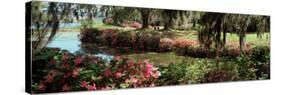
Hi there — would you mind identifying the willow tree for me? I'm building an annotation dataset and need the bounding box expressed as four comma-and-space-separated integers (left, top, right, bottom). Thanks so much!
31, 1, 50, 49
199, 12, 270, 54
139, 8, 152, 29
162, 9, 177, 30
31, 2, 74, 49
198, 13, 226, 53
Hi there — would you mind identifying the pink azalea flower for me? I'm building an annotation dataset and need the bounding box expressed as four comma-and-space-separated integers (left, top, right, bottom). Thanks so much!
125, 77, 138, 84
104, 68, 111, 77
62, 84, 71, 91
63, 63, 70, 69
144, 61, 153, 78
72, 68, 80, 78
74, 57, 82, 65
87, 83, 96, 90
152, 71, 161, 78
114, 72, 122, 79
131, 77, 138, 83
38, 81, 46, 92
64, 72, 71, 78
81, 81, 88, 88
101, 86, 112, 90
44, 73, 54, 83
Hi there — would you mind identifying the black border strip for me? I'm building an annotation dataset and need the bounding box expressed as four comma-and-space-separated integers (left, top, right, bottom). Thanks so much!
25, 1, 32, 94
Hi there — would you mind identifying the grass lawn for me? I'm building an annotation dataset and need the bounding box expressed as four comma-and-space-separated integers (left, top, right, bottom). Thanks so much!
176, 30, 270, 47
123, 52, 206, 66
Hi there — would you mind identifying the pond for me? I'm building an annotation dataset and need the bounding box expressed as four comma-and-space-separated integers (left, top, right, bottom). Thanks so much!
46, 31, 191, 65
46, 31, 114, 61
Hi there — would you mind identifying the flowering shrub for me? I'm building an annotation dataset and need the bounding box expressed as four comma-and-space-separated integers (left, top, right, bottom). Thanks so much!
130, 22, 142, 29
120, 20, 130, 27
174, 38, 195, 49
103, 18, 114, 24
159, 38, 175, 52
136, 32, 161, 51
111, 31, 137, 47
80, 28, 103, 43
101, 29, 118, 46
32, 48, 161, 93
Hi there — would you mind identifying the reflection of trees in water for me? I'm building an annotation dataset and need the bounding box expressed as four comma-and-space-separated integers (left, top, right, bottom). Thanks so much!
80, 42, 152, 56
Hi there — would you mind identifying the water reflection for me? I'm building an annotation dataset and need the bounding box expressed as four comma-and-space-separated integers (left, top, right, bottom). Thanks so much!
46, 32, 114, 61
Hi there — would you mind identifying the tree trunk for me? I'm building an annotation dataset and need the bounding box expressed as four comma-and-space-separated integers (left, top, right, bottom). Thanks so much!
141, 9, 150, 29
239, 31, 245, 54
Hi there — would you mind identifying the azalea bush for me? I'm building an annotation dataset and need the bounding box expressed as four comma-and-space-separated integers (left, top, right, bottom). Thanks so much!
80, 28, 103, 43
111, 31, 137, 47
159, 38, 175, 52
103, 17, 114, 24
130, 22, 142, 29
101, 29, 119, 46
31, 48, 161, 93
136, 31, 161, 51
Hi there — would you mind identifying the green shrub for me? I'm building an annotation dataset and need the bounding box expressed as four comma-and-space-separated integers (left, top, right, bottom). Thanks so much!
251, 46, 270, 63
230, 54, 269, 80
158, 59, 215, 85
184, 46, 209, 58
203, 62, 239, 83
136, 32, 161, 51
109, 31, 137, 47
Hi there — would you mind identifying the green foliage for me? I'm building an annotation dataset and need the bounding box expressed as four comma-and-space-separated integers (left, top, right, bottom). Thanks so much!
251, 46, 270, 63
158, 59, 215, 85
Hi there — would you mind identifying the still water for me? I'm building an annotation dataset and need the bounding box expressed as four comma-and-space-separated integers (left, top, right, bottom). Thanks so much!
46, 32, 113, 61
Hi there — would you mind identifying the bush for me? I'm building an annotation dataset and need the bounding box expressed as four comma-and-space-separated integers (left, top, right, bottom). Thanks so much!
220, 47, 241, 58
111, 31, 137, 47
232, 55, 270, 80
101, 29, 119, 46
203, 62, 239, 83
174, 38, 195, 49
251, 46, 270, 63
103, 18, 113, 24
158, 59, 215, 85
80, 28, 103, 43
136, 32, 161, 51
120, 20, 129, 27
130, 22, 142, 29
184, 46, 209, 58
32, 49, 161, 93
159, 38, 175, 52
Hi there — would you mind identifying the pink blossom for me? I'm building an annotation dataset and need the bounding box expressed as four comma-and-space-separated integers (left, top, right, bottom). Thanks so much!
114, 72, 122, 79
62, 84, 71, 91
87, 83, 96, 90
143, 60, 153, 78
38, 81, 46, 92
63, 63, 70, 69
104, 68, 111, 77
81, 81, 88, 88
64, 72, 71, 78
131, 77, 138, 83
74, 57, 82, 65
152, 71, 161, 78
72, 68, 80, 78
44, 73, 54, 83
